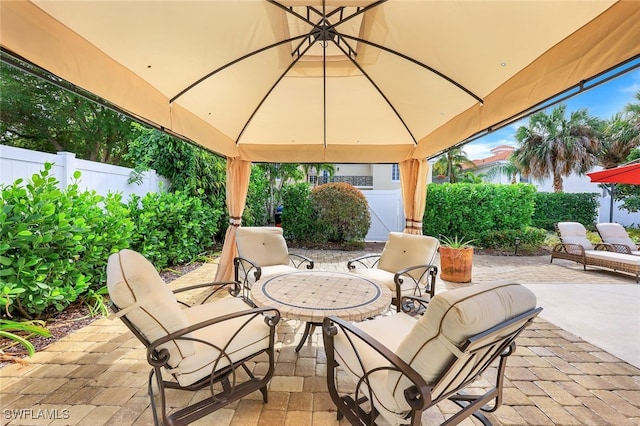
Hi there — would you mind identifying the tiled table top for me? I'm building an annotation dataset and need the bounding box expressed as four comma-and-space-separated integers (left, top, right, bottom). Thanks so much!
252, 270, 391, 323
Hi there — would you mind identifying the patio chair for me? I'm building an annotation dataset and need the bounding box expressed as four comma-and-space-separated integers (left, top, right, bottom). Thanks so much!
596, 222, 640, 255
347, 232, 439, 312
551, 222, 640, 282
322, 281, 542, 426
107, 249, 280, 426
234, 226, 314, 304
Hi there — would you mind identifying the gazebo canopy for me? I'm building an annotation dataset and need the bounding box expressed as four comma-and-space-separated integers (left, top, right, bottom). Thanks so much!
2, 0, 639, 164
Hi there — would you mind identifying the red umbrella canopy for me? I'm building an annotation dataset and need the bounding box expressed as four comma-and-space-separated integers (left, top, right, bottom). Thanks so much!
587, 162, 640, 185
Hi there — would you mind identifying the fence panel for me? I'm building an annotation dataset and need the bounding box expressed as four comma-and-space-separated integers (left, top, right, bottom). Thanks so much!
0, 145, 168, 199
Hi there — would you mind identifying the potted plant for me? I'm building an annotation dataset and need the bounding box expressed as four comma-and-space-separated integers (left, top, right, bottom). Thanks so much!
439, 235, 475, 283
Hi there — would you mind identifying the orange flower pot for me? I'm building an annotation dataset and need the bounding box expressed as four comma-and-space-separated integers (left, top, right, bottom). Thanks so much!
439, 246, 473, 283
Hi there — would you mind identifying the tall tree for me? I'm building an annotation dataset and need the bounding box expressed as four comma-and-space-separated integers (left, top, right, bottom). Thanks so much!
256, 163, 305, 222
0, 59, 135, 164
512, 104, 600, 192
301, 163, 336, 186
432, 147, 476, 183
598, 111, 640, 169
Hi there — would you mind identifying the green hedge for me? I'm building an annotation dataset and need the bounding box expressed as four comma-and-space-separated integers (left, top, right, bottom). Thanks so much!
531, 192, 599, 231
423, 183, 537, 241
281, 183, 321, 242
0, 164, 224, 319
128, 191, 221, 269
0, 164, 133, 319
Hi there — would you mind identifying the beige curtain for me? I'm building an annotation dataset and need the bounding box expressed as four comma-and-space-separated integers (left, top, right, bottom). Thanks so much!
399, 158, 429, 235
214, 157, 252, 282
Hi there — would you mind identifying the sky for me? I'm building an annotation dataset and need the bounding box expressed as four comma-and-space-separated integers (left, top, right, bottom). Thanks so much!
462, 60, 640, 160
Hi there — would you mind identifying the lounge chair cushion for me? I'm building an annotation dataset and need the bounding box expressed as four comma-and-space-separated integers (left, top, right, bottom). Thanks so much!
585, 250, 640, 265
107, 249, 195, 366
332, 282, 536, 425
236, 226, 290, 267
349, 268, 424, 296
378, 233, 439, 281
557, 222, 594, 249
596, 223, 638, 250
176, 298, 272, 386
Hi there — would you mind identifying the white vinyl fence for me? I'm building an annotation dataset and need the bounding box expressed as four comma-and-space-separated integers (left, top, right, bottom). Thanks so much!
0, 144, 168, 199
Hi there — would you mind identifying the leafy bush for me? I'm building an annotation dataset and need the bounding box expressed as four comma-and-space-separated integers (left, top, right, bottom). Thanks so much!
0, 163, 133, 319
531, 192, 599, 231
476, 227, 547, 254
423, 183, 537, 240
310, 183, 371, 244
281, 183, 321, 242
128, 191, 222, 269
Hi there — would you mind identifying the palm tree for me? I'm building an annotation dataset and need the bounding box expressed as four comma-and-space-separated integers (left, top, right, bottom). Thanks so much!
485, 156, 522, 184
301, 163, 336, 186
512, 104, 600, 192
598, 111, 640, 169
432, 147, 476, 183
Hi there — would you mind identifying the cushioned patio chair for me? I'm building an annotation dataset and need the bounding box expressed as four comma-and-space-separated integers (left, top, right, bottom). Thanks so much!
551, 222, 640, 282
347, 232, 439, 312
322, 281, 542, 426
596, 222, 640, 255
234, 226, 314, 304
107, 249, 280, 426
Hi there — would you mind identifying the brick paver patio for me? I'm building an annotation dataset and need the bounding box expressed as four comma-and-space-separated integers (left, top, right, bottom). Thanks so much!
1, 250, 639, 425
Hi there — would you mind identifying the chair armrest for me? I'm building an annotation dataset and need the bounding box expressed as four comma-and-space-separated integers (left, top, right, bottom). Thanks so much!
322, 316, 431, 413
173, 281, 241, 306
608, 243, 634, 254
347, 254, 382, 270
400, 295, 431, 316
394, 264, 439, 299
234, 256, 263, 281
552, 242, 586, 256
288, 253, 315, 270
148, 306, 281, 368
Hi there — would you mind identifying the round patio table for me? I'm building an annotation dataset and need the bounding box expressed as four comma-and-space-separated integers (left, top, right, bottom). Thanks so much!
252, 270, 392, 352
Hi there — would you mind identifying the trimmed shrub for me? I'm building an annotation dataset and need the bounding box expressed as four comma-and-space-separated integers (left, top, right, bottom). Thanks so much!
281, 183, 321, 242
0, 164, 133, 319
476, 227, 547, 254
423, 183, 537, 240
531, 192, 599, 231
310, 183, 371, 244
128, 191, 221, 269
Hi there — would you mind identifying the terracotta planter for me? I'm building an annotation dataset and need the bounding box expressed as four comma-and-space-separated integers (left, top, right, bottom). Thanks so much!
439, 246, 473, 283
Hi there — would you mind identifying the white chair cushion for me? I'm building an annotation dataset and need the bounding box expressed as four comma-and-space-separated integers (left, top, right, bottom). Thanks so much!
236, 226, 290, 266
107, 249, 195, 366
378, 233, 439, 282
585, 250, 640, 265
557, 222, 594, 250
332, 314, 418, 425
597, 223, 637, 249
350, 268, 423, 296
175, 297, 273, 387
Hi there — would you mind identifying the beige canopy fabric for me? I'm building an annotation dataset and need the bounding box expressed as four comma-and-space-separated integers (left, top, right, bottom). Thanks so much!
399, 158, 429, 235
2, 1, 639, 164
214, 158, 252, 282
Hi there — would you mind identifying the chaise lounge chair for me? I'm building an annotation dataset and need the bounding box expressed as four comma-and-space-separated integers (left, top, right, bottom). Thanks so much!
551, 222, 640, 282
596, 222, 640, 255
323, 281, 542, 425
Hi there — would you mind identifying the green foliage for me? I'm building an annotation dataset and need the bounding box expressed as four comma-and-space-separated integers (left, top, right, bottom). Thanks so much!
476, 227, 547, 254
0, 58, 136, 165
440, 235, 476, 248
281, 183, 321, 242
423, 183, 536, 241
128, 191, 222, 269
310, 183, 371, 243
531, 192, 599, 231
125, 124, 228, 235
0, 164, 133, 319
0, 319, 51, 357
243, 166, 271, 226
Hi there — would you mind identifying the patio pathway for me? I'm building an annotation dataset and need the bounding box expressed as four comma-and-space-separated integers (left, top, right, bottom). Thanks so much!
1, 250, 639, 425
